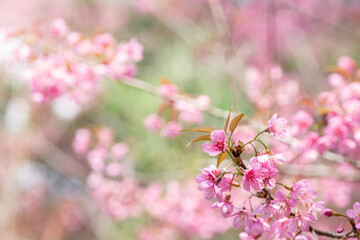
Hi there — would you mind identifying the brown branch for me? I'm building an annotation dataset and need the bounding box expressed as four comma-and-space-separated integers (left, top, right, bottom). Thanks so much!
309, 226, 355, 239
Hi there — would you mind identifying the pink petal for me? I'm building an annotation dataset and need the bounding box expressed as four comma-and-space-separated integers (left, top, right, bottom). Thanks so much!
202, 142, 221, 156
347, 209, 356, 218
211, 130, 226, 144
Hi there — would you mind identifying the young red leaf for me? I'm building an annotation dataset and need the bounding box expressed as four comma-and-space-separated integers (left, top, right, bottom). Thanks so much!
224, 107, 232, 132
187, 134, 211, 146
217, 151, 228, 167
229, 113, 246, 134
181, 127, 216, 133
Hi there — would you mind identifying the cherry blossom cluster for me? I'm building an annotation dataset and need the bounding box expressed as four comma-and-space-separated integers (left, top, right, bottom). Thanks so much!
186, 112, 360, 239
4, 18, 143, 103
143, 79, 212, 138
288, 57, 360, 164
72, 126, 232, 239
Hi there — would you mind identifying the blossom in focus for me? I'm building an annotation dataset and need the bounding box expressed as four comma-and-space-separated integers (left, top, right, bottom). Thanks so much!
195, 166, 231, 200
346, 202, 360, 231
308, 201, 325, 223
268, 113, 288, 139
202, 130, 227, 156
243, 163, 266, 192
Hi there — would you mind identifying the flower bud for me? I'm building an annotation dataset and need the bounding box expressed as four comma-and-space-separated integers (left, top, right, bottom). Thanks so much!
324, 208, 333, 217
336, 223, 344, 233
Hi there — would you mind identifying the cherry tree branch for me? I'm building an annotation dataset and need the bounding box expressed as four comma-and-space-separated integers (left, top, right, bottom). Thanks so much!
309, 226, 355, 239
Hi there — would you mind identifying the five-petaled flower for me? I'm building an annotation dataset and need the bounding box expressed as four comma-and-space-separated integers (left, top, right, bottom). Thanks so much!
202, 130, 227, 156
268, 113, 288, 139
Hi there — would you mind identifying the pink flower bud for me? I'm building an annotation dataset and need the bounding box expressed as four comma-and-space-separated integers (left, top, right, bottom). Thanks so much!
336, 223, 344, 233
324, 209, 333, 217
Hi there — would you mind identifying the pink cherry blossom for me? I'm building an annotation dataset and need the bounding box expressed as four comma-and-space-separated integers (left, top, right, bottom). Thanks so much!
337, 56, 356, 73
212, 200, 234, 218
72, 128, 91, 154
273, 190, 292, 217
111, 142, 129, 159
290, 179, 316, 206
106, 162, 123, 177
272, 218, 297, 239
158, 83, 178, 99
143, 114, 163, 132
346, 202, 360, 230
233, 209, 251, 228
268, 113, 288, 138
243, 163, 266, 192
308, 201, 325, 223
292, 110, 314, 135
161, 121, 182, 138
87, 147, 107, 173
202, 130, 227, 156
51, 18, 69, 37
195, 166, 231, 200
252, 203, 280, 219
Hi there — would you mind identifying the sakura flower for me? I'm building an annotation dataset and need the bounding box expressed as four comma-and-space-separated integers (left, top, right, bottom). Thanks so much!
87, 147, 107, 173
195, 166, 231, 200
294, 214, 311, 231
233, 209, 251, 228
111, 142, 129, 159
337, 56, 356, 73
290, 179, 316, 206
143, 114, 163, 132
243, 163, 266, 192
292, 110, 313, 134
273, 190, 292, 217
239, 232, 256, 240
308, 201, 325, 223
158, 83, 178, 99
195, 166, 222, 200
259, 161, 278, 189
252, 203, 280, 219
202, 130, 227, 156
347, 202, 360, 221
245, 217, 270, 236
51, 18, 69, 37
272, 218, 297, 239
268, 113, 288, 139
72, 128, 91, 154
295, 235, 313, 240
106, 162, 123, 177
161, 121, 182, 138
212, 200, 234, 218
346, 202, 360, 230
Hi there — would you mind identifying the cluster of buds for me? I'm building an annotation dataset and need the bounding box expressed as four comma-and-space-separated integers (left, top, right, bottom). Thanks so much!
3, 18, 143, 103
143, 78, 211, 138
185, 111, 360, 239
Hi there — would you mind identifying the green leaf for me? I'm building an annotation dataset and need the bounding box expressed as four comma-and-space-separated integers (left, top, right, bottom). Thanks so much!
217, 151, 228, 167
229, 113, 246, 134
181, 127, 216, 133
187, 134, 211, 146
